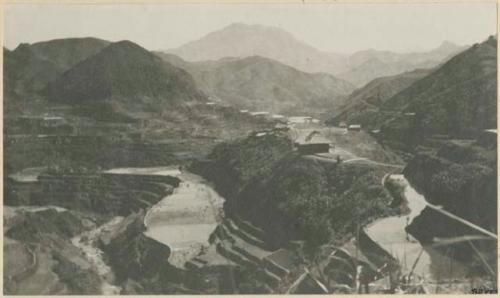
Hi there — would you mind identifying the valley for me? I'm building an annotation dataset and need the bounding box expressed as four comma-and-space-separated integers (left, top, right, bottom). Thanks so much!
3, 16, 497, 295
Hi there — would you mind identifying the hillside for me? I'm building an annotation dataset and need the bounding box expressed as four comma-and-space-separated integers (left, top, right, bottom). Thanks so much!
4, 38, 111, 94
159, 53, 355, 116
328, 68, 433, 125
4, 38, 111, 114
45, 40, 206, 119
331, 36, 497, 152
28, 37, 110, 71
193, 132, 394, 250
4, 45, 60, 98
404, 137, 497, 268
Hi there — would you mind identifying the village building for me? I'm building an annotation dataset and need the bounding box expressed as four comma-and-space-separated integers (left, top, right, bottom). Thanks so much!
288, 116, 313, 124
294, 132, 330, 155
271, 114, 285, 120
250, 111, 271, 120
348, 124, 362, 131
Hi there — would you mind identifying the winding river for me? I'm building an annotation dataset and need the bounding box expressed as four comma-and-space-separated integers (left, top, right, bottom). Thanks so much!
76, 166, 469, 293
365, 174, 467, 281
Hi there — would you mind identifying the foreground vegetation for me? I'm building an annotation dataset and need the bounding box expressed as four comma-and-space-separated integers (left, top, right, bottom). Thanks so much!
194, 132, 395, 252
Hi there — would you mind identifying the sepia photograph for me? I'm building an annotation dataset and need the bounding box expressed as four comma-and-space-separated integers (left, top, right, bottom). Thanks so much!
2, 1, 498, 295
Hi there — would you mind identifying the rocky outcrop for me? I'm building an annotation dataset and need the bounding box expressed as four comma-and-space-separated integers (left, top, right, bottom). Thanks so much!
4, 208, 102, 295
99, 210, 206, 294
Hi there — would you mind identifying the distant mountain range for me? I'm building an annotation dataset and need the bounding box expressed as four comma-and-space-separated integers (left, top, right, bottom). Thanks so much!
166, 23, 348, 76
329, 36, 497, 149
338, 41, 466, 86
165, 23, 466, 86
5, 30, 491, 131
158, 53, 355, 117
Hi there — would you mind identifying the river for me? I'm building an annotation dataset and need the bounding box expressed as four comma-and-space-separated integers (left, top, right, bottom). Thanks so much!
365, 174, 467, 282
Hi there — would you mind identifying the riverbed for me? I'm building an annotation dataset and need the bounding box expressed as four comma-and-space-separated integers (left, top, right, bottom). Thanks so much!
144, 171, 225, 267
71, 216, 124, 295
365, 174, 467, 281
105, 166, 225, 268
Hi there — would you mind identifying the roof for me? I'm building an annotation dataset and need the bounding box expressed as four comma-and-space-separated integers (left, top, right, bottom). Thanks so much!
337, 239, 378, 271
250, 111, 270, 116
265, 248, 294, 271
288, 116, 313, 123
295, 134, 330, 145
348, 124, 361, 128
287, 269, 329, 294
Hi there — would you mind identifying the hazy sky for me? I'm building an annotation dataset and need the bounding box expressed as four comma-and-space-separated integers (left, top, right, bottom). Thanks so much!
5, 3, 497, 54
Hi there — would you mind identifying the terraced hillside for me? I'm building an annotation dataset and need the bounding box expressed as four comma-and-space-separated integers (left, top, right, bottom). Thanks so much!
189, 129, 397, 292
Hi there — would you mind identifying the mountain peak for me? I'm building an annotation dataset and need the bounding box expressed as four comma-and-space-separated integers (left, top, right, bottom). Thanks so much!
97, 40, 159, 63
435, 40, 459, 51
111, 39, 143, 48
165, 22, 347, 74
208, 22, 294, 40
105, 40, 149, 53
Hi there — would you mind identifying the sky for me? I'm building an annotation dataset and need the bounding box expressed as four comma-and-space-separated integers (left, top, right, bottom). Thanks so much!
4, 3, 497, 54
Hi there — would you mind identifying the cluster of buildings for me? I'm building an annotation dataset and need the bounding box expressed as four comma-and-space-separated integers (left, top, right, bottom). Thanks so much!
238, 110, 322, 126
